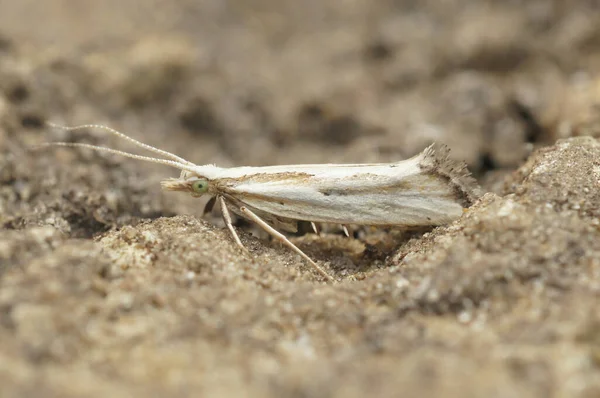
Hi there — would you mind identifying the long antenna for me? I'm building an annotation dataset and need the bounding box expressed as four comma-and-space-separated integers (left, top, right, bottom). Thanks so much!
32, 142, 201, 174
46, 122, 195, 165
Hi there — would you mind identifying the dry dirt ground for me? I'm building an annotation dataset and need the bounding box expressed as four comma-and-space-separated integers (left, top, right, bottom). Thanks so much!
1, 1, 600, 397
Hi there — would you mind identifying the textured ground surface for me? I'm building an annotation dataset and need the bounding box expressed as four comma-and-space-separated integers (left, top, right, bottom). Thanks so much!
1, 1, 600, 397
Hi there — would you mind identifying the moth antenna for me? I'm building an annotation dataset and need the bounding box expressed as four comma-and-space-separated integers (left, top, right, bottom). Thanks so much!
46, 122, 195, 165
32, 142, 200, 174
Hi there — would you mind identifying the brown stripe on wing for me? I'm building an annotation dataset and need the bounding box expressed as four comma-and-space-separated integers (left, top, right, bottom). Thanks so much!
217, 171, 314, 185
317, 174, 440, 196
222, 172, 449, 200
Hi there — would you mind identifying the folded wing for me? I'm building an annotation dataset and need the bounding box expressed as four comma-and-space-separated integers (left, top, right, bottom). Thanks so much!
219, 144, 480, 227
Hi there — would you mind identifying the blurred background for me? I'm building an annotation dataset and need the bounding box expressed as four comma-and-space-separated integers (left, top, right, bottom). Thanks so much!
1, 0, 599, 173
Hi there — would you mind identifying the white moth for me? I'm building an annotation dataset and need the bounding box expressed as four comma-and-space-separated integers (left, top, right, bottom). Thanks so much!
40, 124, 480, 282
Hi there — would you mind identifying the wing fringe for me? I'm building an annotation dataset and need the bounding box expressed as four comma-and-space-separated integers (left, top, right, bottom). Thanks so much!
418, 143, 482, 207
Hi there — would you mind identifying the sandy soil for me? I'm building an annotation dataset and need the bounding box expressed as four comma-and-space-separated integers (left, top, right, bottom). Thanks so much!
1, 1, 600, 397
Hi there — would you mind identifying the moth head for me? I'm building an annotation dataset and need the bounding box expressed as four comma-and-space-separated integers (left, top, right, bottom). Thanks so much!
160, 174, 211, 197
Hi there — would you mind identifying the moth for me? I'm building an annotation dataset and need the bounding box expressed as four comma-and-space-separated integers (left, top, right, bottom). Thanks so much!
39, 124, 480, 282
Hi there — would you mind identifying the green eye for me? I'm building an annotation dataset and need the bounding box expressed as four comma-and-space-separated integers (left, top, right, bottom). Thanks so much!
191, 179, 209, 194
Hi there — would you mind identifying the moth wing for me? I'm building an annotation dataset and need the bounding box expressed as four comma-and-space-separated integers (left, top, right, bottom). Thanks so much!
219, 145, 479, 227
228, 180, 465, 226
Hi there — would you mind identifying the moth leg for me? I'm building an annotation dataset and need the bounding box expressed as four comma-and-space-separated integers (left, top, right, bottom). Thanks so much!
203, 196, 217, 215
218, 196, 248, 253
311, 222, 320, 235
342, 225, 350, 238
239, 206, 335, 282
